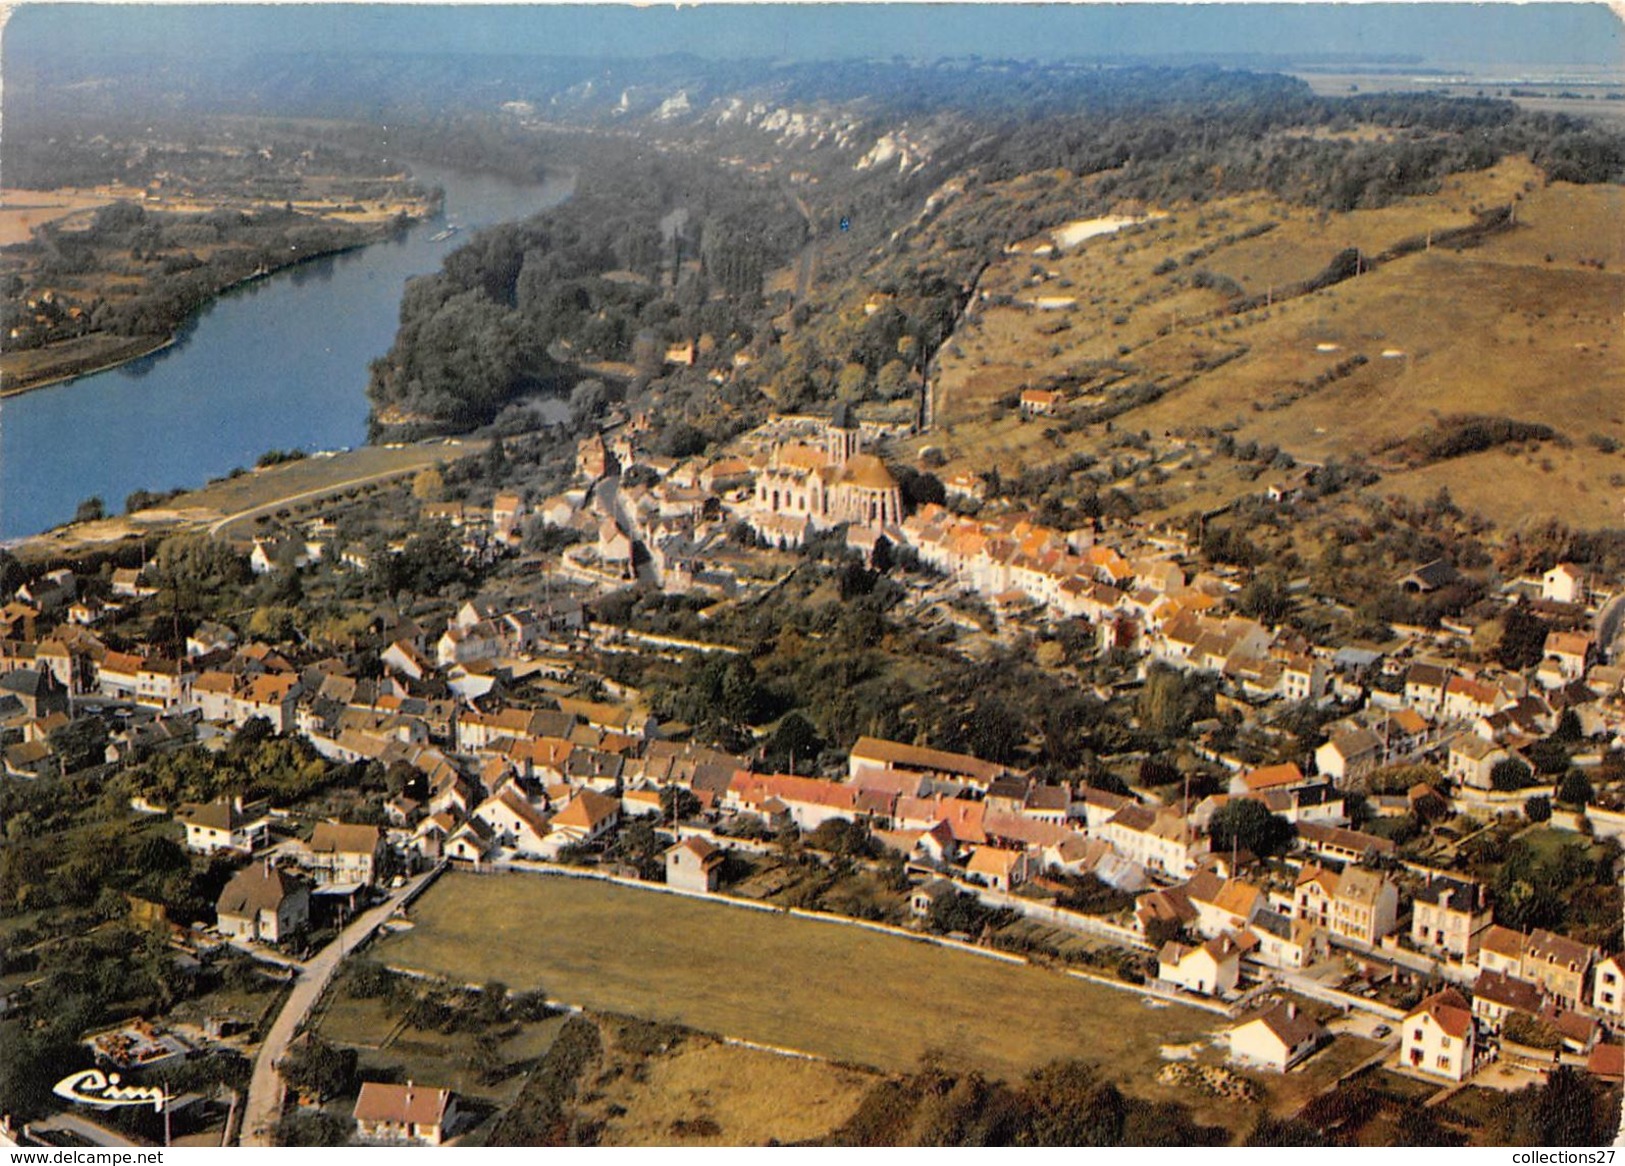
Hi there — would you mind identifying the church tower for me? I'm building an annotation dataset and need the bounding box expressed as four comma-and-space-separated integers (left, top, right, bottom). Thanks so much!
827, 401, 861, 468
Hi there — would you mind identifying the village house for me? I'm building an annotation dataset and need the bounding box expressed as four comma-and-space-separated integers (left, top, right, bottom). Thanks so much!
301, 822, 386, 886
232, 674, 301, 732
491, 493, 526, 543
548, 788, 622, 846
178, 797, 272, 855
111, 567, 158, 600
1101, 803, 1207, 879
0, 669, 69, 720
664, 836, 724, 893
1477, 925, 1529, 978
1402, 989, 1478, 1081
1472, 969, 1546, 1034
1159, 933, 1244, 997
1403, 662, 1451, 719
472, 790, 552, 856
1542, 563, 1586, 606
215, 862, 309, 945
445, 818, 497, 864
1183, 872, 1264, 939
1541, 631, 1593, 686
1522, 928, 1595, 1010
353, 1081, 459, 1146
1228, 1001, 1324, 1073
1227, 762, 1313, 799
1443, 676, 1504, 722
848, 735, 1007, 795
1291, 864, 1398, 947
965, 845, 1030, 892
1330, 867, 1399, 946
1247, 910, 1326, 971
1446, 734, 1511, 791
1018, 388, 1063, 416
1315, 728, 1382, 788
1410, 873, 1492, 959
1592, 954, 1625, 1019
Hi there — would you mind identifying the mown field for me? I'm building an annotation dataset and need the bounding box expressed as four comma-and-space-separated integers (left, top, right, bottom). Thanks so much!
915, 155, 1624, 530
371, 872, 1220, 1086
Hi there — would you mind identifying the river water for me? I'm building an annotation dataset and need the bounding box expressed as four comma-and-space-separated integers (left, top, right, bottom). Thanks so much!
0, 163, 573, 541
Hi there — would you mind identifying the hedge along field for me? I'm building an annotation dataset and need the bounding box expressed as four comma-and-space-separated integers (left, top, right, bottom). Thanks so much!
370, 870, 1221, 1085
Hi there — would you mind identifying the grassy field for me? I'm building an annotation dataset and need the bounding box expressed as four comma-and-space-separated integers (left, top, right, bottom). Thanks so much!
13, 438, 477, 561
372, 872, 1221, 1088
914, 157, 1624, 531
0, 187, 115, 246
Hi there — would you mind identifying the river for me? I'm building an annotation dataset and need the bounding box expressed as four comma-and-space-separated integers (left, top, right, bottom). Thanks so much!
0, 163, 574, 541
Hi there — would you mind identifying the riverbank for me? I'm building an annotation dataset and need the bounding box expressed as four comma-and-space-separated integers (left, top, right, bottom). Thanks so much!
2, 162, 573, 541
0, 335, 175, 398
0, 228, 411, 398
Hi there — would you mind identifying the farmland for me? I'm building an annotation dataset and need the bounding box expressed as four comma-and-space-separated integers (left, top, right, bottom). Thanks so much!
371, 872, 1221, 1086
914, 157, 1624, 530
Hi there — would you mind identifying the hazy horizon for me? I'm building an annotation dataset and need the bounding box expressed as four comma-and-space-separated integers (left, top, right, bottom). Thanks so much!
6, 2, 1622, 70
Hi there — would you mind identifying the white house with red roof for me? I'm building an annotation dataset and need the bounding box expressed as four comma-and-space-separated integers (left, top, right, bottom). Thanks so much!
353, 1081, 458, 1145
665, 837, 724, 893
1402, 989, 1478, 1081
1159, 933, 1244, 997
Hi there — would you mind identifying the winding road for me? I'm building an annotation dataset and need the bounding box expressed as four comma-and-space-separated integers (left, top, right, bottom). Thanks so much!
239, 865, 443, 1146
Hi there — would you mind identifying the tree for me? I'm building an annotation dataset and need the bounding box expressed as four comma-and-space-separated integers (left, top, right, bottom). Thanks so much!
1208, 799, 1294, 858
1556, 769, 1593, 807
806, 818, 877, 859
1496, 598, 1548, 670
1236, 574, 1292, 624
411, 467, 444, 502
658, 786, 702, 824
764, 712, 825, 774
1528, 737, 1571, 777
1491, 756, 1535, 791
1137, 664, 1215, 740
48, 717, 108, 774
1525, 794, 1552, 823
73, 496, 106, 524
278, 1035, 357, 1102
928, 890, 996, 936
1018, 1060, 1125, 1147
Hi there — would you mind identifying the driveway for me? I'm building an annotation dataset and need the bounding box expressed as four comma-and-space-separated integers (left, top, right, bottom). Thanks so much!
238, 865, 442, 1146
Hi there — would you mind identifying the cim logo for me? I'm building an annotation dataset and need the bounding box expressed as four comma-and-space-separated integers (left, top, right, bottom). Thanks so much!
52, 1069, 169, 1111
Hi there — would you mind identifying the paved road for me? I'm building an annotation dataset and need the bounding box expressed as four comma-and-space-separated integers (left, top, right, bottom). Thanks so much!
239, 866, 443, 1146
1596, 591, 1625, 666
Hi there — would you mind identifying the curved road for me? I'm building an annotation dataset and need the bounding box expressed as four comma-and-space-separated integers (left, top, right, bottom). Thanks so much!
240, 865, 443, 1146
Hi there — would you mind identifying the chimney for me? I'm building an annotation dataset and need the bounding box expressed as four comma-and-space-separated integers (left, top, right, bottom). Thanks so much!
1286, 1002, 1297, 1021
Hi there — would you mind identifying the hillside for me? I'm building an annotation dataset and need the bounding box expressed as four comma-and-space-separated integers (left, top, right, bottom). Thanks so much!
912, 155, 1624, 530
